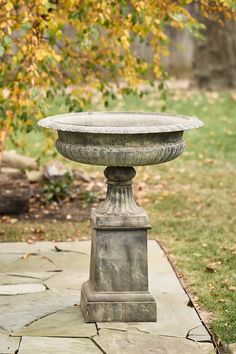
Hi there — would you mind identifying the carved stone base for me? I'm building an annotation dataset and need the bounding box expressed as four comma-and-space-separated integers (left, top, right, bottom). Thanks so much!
80, 166, 157, 322
92, 167, 150, 229
81, 281, 157, 322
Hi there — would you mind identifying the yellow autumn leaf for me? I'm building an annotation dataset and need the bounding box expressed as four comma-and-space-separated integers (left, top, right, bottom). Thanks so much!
5, 2, 13, 11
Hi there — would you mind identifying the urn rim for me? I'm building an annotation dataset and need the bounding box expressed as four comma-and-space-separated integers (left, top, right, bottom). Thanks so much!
38, 111, 203, 135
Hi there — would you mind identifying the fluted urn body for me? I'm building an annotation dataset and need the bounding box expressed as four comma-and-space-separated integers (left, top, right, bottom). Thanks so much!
39, 111, 202, 322
39, 112, 202, 167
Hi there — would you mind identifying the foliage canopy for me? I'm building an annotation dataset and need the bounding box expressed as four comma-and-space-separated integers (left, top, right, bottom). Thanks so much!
0, 0, 235, 151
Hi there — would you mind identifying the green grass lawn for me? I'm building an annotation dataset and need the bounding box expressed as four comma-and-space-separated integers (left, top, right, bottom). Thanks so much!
119, 90, 236, 345
2, 89, 236, 345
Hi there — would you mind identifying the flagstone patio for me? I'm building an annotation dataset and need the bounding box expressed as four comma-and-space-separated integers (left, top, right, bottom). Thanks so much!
0, 240, 215, 353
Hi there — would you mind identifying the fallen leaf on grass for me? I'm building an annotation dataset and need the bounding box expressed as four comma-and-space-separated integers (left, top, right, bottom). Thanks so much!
228, 286, 236, 291
205, 261, 221, 273
1, 216, 18, 224
221, 245, 228, 251
229, 90, 236, 101
193, 253, 202, 257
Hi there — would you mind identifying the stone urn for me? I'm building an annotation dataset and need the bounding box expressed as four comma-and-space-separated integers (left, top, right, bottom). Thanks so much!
38, 112, 202, 322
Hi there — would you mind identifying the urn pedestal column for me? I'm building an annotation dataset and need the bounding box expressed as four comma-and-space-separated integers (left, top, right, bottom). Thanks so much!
80, 166, 157, 322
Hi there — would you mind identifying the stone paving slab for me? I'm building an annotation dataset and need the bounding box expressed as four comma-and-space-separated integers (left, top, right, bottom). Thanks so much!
0, 273, 42, 285
0, 240, 215, 353
0, 242, 56, 254
0, 283, 46, 295
0, 254, 22, 271
42, 251, 89, 271
97, 292, 211, 339
53, 241, 91, 255
229, 343, 236, 354
6, 271, 57, 280
44, 271, 88, 290
148, 240, 185, 294
187, 324, 213, 342
0, 290, 80, 331
1, 253, 61, 273
0, 241, 90, 254
18, 337, 101, 354
14, 307, 97, 337
0, 331, 20, 354
94, 328, 214, 354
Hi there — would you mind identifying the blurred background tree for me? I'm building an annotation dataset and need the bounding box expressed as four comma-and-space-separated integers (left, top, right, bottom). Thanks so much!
193, 2, 236, 89
0, 0, 235, 156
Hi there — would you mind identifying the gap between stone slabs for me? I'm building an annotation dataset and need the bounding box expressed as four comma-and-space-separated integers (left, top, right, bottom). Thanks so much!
0, 331, 21, 354
92, 328, 215, 354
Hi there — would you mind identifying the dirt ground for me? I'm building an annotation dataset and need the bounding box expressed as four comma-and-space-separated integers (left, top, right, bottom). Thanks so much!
2, 175, 106, 223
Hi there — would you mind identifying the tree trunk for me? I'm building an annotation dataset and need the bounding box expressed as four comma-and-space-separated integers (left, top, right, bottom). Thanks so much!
194, 19, 236, 89
1, 150, 37, 170
0, 169, 30, 215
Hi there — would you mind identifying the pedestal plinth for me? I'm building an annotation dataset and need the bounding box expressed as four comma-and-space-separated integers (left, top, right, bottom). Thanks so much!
80, 167, 157, 322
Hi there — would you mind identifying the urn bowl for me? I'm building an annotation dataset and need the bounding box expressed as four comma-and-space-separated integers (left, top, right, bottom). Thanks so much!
38, 112, 202, 166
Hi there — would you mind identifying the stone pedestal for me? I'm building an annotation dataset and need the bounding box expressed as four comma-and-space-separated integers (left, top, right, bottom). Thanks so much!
80, 167, 157, 322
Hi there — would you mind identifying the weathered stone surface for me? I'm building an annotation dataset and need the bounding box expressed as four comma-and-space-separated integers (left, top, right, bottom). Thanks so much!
39, 111, 203, 327
39, 112, 202, 166
80, 166, 157, 322
42, 252, 89, 291
82, 299, 157, 323
148, 240, 186, 294
80, 167, 157, 322
91, 167, 149, 228
187, 324, 212, 343
94, 328, 214, 354
6, 271, 56, 281
0, 332, 20, 354
45, 271, 88, 291
53, 241, 90, 254
0, 290, 80, 331
18, 337, 101, 354
0, 240, 213, 354
149, 271, 186, 294
0, 273, 41, 285
229, 343, 236, 354
42, 252, 89, 271
0, 242, 54, 254
97, 293, 203, 338
0, 241, 90, 254
1, 253, 61, 273
0, 254, 22, 271
89, 228, 149, 292
39, 112, 203, 134
148, 240, 164, 258
0, 283, 46, 295
14, 307, 97, 337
